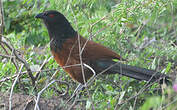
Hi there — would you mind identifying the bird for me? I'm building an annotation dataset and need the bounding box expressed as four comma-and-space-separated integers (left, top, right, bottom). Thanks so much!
35, 10, 169, 86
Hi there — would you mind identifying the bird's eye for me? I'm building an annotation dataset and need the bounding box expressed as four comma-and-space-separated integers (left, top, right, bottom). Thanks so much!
44, 13, 47, 16
49, 14, 55, 18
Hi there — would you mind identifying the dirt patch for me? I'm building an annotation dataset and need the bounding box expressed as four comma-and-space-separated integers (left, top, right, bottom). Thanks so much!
0, 92, 71, 110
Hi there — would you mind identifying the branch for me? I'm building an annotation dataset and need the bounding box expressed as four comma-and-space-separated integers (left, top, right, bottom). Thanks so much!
34, 80, 56, 110
1, 36, 35, 85
0, 0, 4, 41
9, 64, 24, 110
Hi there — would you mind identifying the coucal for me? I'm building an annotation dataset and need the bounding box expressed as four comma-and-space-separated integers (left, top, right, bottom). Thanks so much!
35, 10, 169, 85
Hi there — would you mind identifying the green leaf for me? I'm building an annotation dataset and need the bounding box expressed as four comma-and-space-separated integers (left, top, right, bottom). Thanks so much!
140, 96, 163, 110
165, 62, 171, 73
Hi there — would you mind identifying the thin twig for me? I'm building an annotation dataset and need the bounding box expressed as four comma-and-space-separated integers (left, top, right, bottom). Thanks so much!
0, 64, 85, 83
52, 80, 70, 97
0, 53, 15, 58
0, 74, 20, 83
69, 3, 94, 109
1, 36, 35, 85
0, 0, 4, 41
35, 56, 52, 80
117, 78, 162, 106
0, 42, 19, 72
34, 80, 56, 110
68, 93, 80, 110
132, 92, 138, 110
162, 96, 177, 109
34, 80, 68, 109
9, 64, 24, 110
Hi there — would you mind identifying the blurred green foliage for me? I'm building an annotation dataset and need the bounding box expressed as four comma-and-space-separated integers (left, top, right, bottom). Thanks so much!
1, 0, 177, 109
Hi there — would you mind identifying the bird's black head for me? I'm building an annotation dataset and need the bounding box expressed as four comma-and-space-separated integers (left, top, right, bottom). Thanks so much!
35, 10, 67, 25
35, 10, 76, 40
36, 10, 77, 51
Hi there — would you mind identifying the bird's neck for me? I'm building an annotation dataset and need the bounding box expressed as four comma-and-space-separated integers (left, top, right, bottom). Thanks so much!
46, 23, 77, 51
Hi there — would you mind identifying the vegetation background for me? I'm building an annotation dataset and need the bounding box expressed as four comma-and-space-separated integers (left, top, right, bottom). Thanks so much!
0, 0, 177, 109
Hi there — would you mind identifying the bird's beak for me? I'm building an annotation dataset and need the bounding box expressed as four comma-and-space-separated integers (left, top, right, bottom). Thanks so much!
35, 13, 44, 19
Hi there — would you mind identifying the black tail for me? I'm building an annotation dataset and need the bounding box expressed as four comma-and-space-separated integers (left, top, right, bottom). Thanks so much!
96, 60, 170, 84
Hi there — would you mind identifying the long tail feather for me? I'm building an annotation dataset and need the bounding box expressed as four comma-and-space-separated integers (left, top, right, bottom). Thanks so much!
95, 60, 170, 84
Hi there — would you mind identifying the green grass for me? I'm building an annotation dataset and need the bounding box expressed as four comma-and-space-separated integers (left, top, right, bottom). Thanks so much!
0, 0, 177, 109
